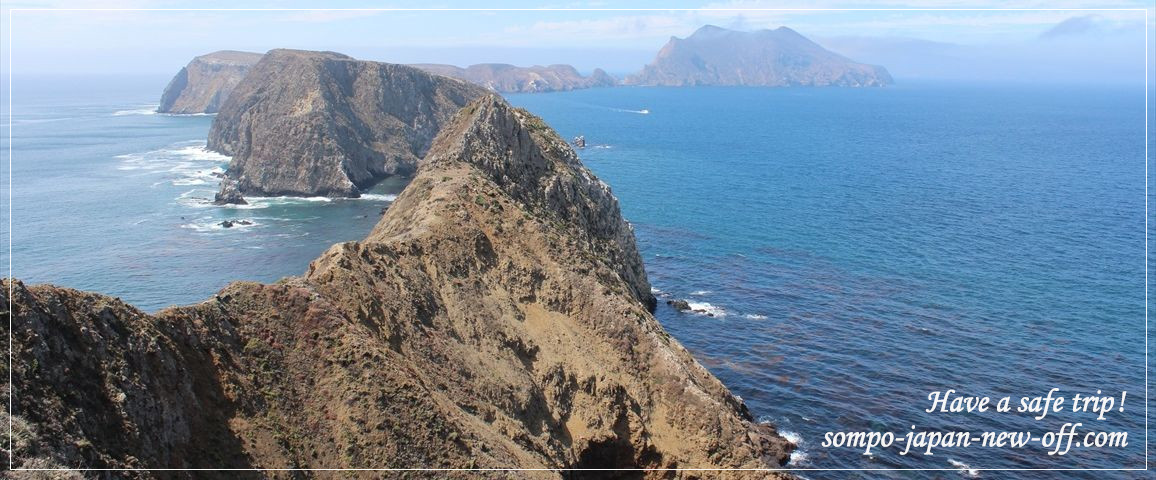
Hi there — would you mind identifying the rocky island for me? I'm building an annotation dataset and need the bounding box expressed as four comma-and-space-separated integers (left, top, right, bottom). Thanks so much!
413, 63, 617, 93
207, 49, 488, 199
157, 50, 264, 114
4, 94, 793, 475
624, 25, 892, 87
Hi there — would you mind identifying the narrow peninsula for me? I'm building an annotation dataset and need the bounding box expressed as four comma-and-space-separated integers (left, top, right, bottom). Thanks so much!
5, 94, 793, 475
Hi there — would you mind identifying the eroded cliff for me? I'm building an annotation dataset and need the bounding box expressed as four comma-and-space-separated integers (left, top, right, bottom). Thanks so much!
158, 50, 264, 114
207, 49, 488, 198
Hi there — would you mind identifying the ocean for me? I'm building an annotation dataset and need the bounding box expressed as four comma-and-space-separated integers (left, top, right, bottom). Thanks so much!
2, 76, 1150, 478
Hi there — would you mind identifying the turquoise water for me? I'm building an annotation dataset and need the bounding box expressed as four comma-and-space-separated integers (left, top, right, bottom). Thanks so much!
2, 76, 1151, 477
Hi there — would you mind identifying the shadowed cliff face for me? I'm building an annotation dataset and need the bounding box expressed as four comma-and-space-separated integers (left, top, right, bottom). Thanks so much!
4, 95, 791, 478
207, 49, 488, 198
158, 50, 264, 114
624, 25, 892, 87
413, 63, 617, 93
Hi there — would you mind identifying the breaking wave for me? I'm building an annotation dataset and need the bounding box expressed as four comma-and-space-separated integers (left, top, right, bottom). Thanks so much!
685, 301, 726, 317
112, 106, 159, 116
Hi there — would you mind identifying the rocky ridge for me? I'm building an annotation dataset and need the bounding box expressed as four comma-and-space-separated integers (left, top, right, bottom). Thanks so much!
624, 25, 892, 87
413, 63, 616, 93
157, 50, 264, 114
207, 49, 488, 199
4, 95, 792, 477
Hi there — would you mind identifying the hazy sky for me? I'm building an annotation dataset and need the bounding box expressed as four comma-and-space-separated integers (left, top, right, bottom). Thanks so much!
1, 1, 1152, 83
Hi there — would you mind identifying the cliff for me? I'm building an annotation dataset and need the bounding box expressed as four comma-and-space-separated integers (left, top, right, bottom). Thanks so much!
624, 25, 892, 87
157, 50, 264, 114
413, 63, 617, 93
207, 49, 488, 198
4, 95, 792, 476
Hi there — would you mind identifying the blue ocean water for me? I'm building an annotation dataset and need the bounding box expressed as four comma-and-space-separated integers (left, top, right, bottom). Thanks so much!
508, 84, 1150, 478
1, 75, 402, 311
1, 76, 1150, 477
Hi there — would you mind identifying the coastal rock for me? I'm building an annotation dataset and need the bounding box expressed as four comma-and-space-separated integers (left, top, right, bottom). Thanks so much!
208, 49, 488, 198
667, 299, 692, 311
413, 63, 617, 93
4, 95, 791, 475
217, 220, 252, 228
157, 50, 263, 114
212, 178, 247, 205
624, 25, 892, 87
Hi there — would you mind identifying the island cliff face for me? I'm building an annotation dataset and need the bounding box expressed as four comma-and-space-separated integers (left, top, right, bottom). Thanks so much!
624, 25, 892, 87
413, 63, 617, 93
157, 50, 264, 114
4, 95, 792, 476
207, 49, 488, 198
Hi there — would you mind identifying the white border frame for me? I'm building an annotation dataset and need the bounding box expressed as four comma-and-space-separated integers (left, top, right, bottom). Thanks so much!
3, 5, 1151, 475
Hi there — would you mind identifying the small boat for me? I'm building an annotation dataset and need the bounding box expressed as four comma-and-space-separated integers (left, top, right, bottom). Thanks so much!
638, 109, 650, 115
572, 135, 586, 149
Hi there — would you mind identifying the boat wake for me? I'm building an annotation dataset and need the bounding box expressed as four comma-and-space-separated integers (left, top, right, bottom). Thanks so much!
611, 107, 650, 115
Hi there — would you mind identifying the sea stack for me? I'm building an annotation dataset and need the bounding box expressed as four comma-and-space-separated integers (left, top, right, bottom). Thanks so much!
624, 25, 892, 87
157, 50, 263, 114
413, 63, 617, 93
212, 178, 247, 205
207, 49, 488, 198
5, 95, 792, 474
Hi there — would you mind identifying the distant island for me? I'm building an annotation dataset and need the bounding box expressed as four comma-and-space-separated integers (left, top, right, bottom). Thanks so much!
157, 50, 263, 114
624, 25, 892, 87
412, 63, 616, 93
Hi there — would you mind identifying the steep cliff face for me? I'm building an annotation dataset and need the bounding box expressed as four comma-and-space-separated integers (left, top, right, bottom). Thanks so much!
624, 25, 892, 87
207, 49, 488, 198
413, 63, 617, 93
157, 50, 263, 114
4, 95, 791, 477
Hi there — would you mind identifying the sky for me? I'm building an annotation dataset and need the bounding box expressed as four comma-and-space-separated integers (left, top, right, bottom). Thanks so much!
0, 1, 1152, 83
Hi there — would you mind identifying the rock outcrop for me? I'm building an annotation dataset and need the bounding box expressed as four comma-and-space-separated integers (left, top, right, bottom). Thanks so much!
207, 49, 488, 198
157, 50, 263, 114
213, 178, 247, 205
4, 95, 792, 476
413, 63, 617, 93
624, 25, 892, 87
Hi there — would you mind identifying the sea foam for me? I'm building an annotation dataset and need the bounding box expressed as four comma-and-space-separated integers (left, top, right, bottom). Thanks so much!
181, 219, 261, 233
112, 106, 159, 116
357, 193, 399, 201
686, 301, 726, 317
